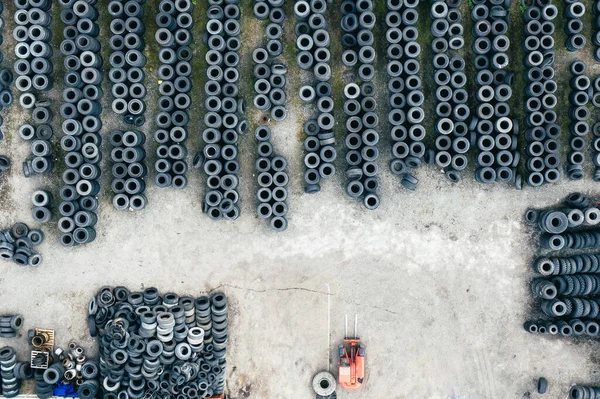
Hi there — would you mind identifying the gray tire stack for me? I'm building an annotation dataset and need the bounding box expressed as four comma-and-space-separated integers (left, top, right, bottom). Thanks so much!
31, 189, 51, 223
386, 0, 424, 191
564, 0, 585, 51
431, 0, 469, 184
14, 0, 54, 177
0, 3, 12, 139
153, 0, 193, 189
0, 222, 43, 266
592, 77, 600, 181
109, 130, 148, 211
0, 347, 19, 398
566, 60, 588, 181
294, 0, 336, 194
199, 0, 247, 221
341, 0, 380, 209
57, 0, 103, 247
471, 0, 517, 185
0, 314, 23, 338
522, 1, 560, 186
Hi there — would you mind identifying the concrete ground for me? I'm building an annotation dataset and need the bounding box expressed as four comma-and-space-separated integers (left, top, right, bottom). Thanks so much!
0, 0, 599, 398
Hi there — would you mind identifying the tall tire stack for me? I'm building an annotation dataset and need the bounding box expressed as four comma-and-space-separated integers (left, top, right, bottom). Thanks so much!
385, 0, 425, 191
524, 193, 600, 339
109, 130, 148, 211
340, 0, 380, 210
57, 0, 103, 247
294, 0, 336, 194
522, 1, 560, 186
153, 0, 193, 189
592, 75, 600, 181
252, 0, 290, 231
471, 0, 517, 185
430, 0, 469, 184
0, 3, 12, 139
200, 0, 247, 221
13, 0, 53, 178
566, 60, 589, 181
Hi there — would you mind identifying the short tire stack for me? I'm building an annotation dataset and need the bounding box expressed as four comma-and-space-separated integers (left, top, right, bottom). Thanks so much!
294, 0, 336, 194
341, 0, 380, 209
58, 0, 103, 247
31, 189, 51, 223
109, 130, 148, 211
386, 0, 424, 191
564, 0, 586, 51
200, 0, 247, 221
566, 60, 589, 181
0, 314, 23, 338
431, 0, 470, 184
153, 0, 194, 189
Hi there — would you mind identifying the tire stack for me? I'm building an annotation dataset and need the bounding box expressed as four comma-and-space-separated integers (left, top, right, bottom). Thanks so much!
522, 1, 560, 187
566, 60, 589, 181
430, 0, 469, 184
592, 76, 600, 181
252, 0, 287, 122
594, 1, 600, 61
0, 347, 19, 398
524, 193, 600, 339
340, 0, 380, 210
31, 189, 51, 223
13, 0, 53, 177
294, 0, 336, 194
564, 0, 585, 51
471, 0, 517, 185
200, 0, 247, 220
109, 130, 148, 211
0, 314, 23, 338
107, 0, 147, 127
89, 287, 228, 397
153, 0, 193, 189
0, 4, 12, 138
386, 0, 424, 191
255, 126, 289, 231
0, 222, 44, 266
58, 0, 103, 247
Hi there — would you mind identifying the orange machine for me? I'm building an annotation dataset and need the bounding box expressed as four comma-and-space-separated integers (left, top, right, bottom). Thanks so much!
338, 315, 365, 390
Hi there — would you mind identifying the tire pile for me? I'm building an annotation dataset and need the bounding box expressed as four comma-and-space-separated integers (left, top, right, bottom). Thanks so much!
294, 0, 336, 194
430, 0, 469, 184
341, 0, 380, 209
109, 130, 148, 211
522, 1, 561, 186
471, 0, 518, 185
58, 0, 103, 247
153, 0, 193, 189
13, 0, 53, 177
252, 0, 288, 122
525, 193, 600, 338
0, 222, 43, 266
0, 347, 20, 398
255, 126, 289, 231
200, 0, 247, 221
89, 287, 228, 398
0, 3, 12, 138
566, 60, 589, 181
386, 0, 424, 191
564, 0, 585, 51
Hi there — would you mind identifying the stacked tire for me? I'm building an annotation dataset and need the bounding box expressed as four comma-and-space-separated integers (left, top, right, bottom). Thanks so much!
109, 130, 147, 211
566, 60, 589, 181
200, 0, 247, 221
471, 0, 517, 184
0, 4, 12, 137
386, 0, 424, 191
592, 77, 600, 181
594, 0, 600, 61
107, 0, 147, 127
430, 0, 469, 183
522, 1, 560, 186
255, 126, 289, 231
58, 0, 103, 247
153, 0, 193, 189
294, 0, 336, 194
13, 0, 53, 177
341, 0, 380, 210
564, 0, 585, 51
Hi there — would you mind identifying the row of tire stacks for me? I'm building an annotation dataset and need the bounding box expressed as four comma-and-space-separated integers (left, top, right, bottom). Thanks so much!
294, 0, 336, 194
341, 0, 380, 210
525, 193, 600, 339
594, 0, 600, 61
14, 0, 54, 177
89, 287, 228, 398
200, 0, 246, 221
592, 76, 600, 182
564, 0, 586, 51
471, 0, 518, 185
522, 1, 561, 187
431, 0, 469, 184
567, 61, 590, 181
109, 130, 148, 211
153, 0, 193, 189
57, 0, 103, 247
252, 0, 288, 122
0, 3, 12, 137
255, 126, 289, 231
386, 0, 424, 191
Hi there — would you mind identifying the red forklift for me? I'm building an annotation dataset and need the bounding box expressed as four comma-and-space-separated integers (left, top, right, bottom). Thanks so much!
338, 315, 365, 390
